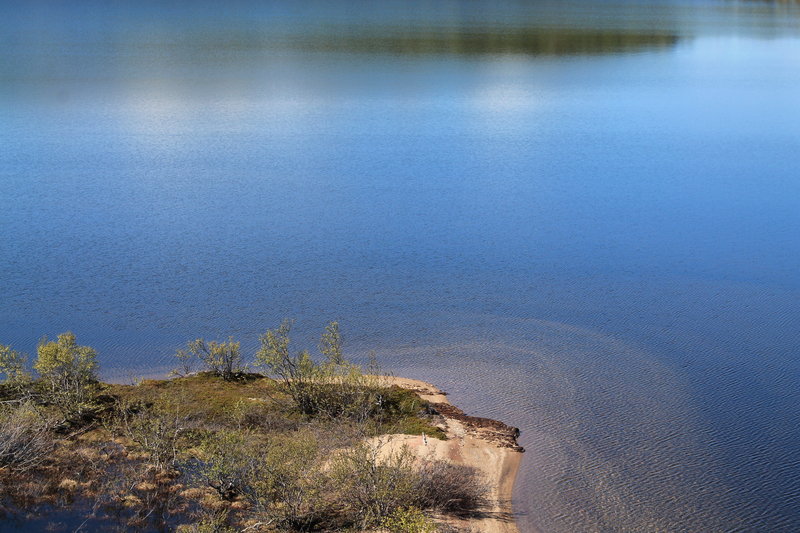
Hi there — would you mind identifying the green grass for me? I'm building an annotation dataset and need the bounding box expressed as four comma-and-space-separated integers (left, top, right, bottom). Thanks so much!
102, 372, 283, 425
101, 372, 445, 439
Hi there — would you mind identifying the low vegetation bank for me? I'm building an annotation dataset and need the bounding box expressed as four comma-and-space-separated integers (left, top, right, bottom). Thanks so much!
0, 323, 501, 532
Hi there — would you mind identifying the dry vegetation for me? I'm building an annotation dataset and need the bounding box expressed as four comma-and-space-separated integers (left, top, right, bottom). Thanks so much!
0, 325, 489, 532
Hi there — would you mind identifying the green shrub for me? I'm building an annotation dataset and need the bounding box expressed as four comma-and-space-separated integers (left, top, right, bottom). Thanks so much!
259, 431, 328, 529
113, 398, 188, 471
34, 332, 99, 422
381, 506, 438, 533
173, 338, 246, 381
0, 400, 56, 471
196, 429, 260, 501
0, 343, 31, 390
195, 429, 329, 530
178, 510, 236, 533
255, 320, 391, 422
332, 441, 418, 528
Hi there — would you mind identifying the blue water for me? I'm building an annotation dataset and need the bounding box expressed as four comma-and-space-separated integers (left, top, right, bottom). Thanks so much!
2, 1, 800, 531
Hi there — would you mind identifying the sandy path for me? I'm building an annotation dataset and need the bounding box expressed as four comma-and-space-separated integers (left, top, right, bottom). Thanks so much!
378, 377, 524, 533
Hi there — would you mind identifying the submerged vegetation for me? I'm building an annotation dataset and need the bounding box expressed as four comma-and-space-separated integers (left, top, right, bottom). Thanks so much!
0, 323, 487, 531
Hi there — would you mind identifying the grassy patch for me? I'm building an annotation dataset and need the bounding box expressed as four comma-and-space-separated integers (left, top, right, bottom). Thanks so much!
376, 386, 447, 440
102, 372, 285, 426
100, 374, 445, 438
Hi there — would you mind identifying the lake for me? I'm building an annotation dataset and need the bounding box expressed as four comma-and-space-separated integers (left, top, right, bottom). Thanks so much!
2, 1, 800, 531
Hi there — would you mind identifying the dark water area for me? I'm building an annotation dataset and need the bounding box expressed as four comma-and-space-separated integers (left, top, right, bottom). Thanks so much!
3, 1, 800, 531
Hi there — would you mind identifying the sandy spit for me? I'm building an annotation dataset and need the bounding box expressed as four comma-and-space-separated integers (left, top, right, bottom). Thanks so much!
379, 377, 525, 533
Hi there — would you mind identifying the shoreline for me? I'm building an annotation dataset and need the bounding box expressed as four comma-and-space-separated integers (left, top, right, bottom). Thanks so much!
383, 377, 525, 533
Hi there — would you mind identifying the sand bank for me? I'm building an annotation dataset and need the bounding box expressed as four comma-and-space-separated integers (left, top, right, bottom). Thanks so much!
379, 377, 524, 533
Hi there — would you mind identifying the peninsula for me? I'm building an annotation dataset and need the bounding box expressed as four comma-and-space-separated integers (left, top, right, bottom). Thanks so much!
0, 326, 523, 532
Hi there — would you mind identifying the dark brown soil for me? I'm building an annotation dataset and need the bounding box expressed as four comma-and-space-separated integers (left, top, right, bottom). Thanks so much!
429, 402, 525, 453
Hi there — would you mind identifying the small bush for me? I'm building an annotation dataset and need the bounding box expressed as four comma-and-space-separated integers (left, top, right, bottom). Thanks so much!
195, 429, 329, 530
177, 509, 236, 533
113, 399, 187, 471
0, 400, 56, 472
414, 460, 489, 515
381, 506, 438, 533
196, 430, 260, 501
174, 338, 246, 381
259, 431, 329, 529
332, 441, 418, 528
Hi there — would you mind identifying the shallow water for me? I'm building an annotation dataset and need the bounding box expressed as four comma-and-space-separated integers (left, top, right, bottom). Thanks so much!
3, 1, 800, 531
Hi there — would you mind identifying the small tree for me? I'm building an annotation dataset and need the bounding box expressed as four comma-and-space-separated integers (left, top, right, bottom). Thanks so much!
34, 332, 99, 421
255, 320, 321, 415
173, 337, 245, 381
319, 321, 344, 364
255, 320, 387, 420
0, 343, 32, 392
170, 345, 196, 378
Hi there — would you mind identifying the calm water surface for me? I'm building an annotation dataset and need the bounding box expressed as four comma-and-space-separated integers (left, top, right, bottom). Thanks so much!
2, 1, 800, 531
